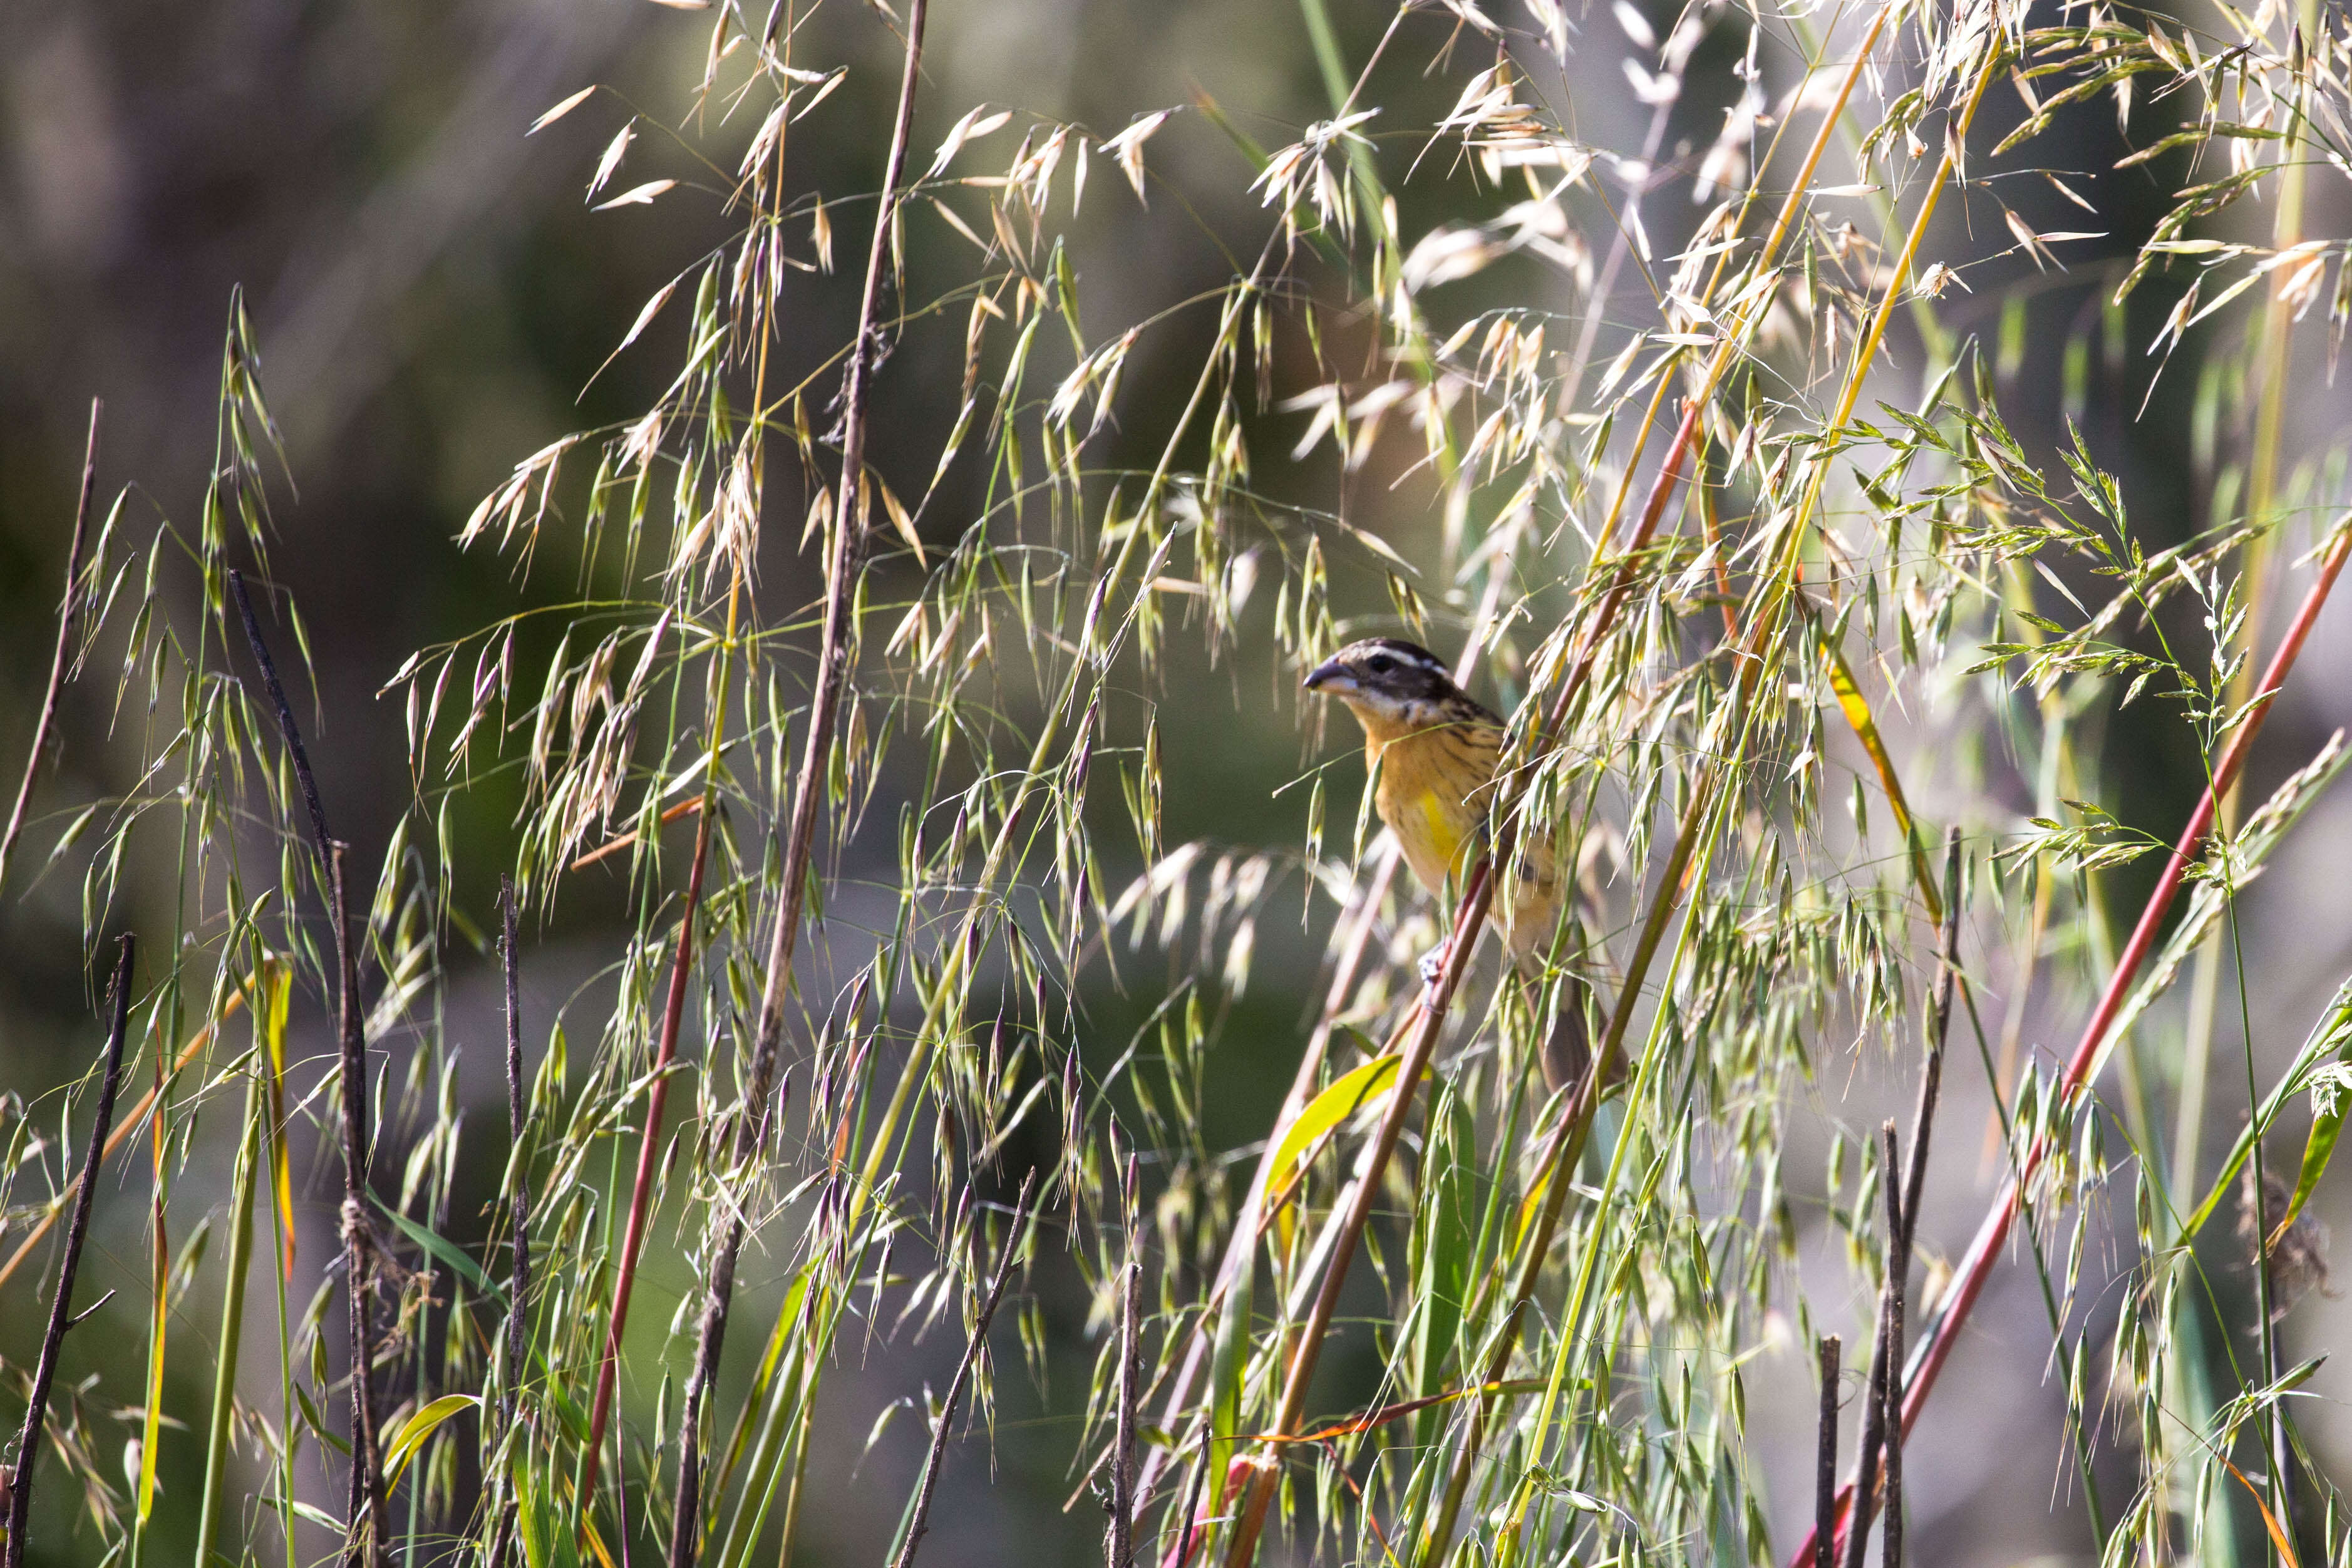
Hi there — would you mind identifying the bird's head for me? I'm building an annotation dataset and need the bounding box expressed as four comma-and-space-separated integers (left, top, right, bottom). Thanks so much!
1302, 637, 1474, 740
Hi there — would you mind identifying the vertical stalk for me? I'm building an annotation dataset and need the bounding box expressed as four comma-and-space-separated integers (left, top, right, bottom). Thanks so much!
132, 952, 174, 1567
195, 1064, 265, 1568
0, 396, 101, 884
489, 878, 532, 1568
264, 964, 301, 1568
228, 568, 386, 1567
666, 5, 929, 1559
1815, 1337, 1841, 1568
1879, 1126, 1908, 1568
1105, 1155, 1143, 1568
4, 935, 135, 1568
579, 691, 720, 1511
2174, 6, 2319, 1539
328, 847, 388, 1567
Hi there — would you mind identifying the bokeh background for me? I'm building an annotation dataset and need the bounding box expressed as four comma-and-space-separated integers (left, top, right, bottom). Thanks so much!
3, 0, 2350, 1563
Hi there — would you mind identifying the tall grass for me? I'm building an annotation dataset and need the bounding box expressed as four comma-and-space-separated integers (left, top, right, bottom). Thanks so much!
4, 0, 2351, 1565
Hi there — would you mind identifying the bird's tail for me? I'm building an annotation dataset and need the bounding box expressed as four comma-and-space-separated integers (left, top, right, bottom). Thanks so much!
1515, 959, 1597, 1097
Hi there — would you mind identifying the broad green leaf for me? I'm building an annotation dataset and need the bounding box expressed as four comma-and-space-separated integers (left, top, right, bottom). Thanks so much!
1412, 1085, 1477, 1455
384, 1393, 478, 1485
2184, 976, 2352, 1241
2271, 1068, 2351, 1249
1264, 1051, 1407, 1221
1205, 1251, 1253, 1514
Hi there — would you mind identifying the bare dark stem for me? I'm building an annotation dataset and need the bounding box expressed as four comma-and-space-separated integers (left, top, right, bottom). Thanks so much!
1880, 1125, 1907, 1568
892, 1172, 1035, 1568
1840, 1122, 1901, 1568
666, 3, 928, 1559
331, 847, 388, 1568
3, 936, 133, 1568
1825, 835, 1960, 1568
488, 879, 530, 1568
1, 398, 102, 887
1815, 1336, 1840, 1568
228, 567, 384, 1566
1106, 1156, 1142, 1568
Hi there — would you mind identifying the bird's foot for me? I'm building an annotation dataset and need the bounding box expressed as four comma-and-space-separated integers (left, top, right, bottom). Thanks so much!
1418, 946, 1448, 989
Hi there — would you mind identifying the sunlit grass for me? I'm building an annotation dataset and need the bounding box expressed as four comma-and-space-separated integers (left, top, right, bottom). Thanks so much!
4, 0, 2351, 1565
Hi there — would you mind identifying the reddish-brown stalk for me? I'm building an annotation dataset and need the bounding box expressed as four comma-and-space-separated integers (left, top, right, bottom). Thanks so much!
579, 777, 716, 1512
666, 3, 929, 1559
1789, 518, 2352, 1568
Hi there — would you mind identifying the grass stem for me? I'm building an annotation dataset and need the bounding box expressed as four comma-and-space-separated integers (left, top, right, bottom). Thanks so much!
889, 1172, 1035, 1568
3, 936, 134, 1568
666, 6, 929, 1558
0, 397, 101, 885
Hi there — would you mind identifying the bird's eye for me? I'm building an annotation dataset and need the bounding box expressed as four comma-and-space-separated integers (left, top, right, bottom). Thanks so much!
1365, 655, 1395, 676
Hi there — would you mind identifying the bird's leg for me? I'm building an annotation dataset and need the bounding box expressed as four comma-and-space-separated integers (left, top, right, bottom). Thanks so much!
1418, 946, 1448, 989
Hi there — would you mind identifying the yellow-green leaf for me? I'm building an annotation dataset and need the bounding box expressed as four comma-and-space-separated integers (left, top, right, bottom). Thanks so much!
1818, 621, 1940, 924
2271, 1092, 2345, 1251
261, 957, 297, 1279
1264, 1052, 1405, 1215
384, 1393, 478, 1486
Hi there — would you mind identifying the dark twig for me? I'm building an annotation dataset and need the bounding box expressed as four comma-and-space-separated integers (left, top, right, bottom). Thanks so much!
1828, 833, 1961, 1568
1815, 1336, 1840, 1568
1880, 1124, 1909, 1568
1, 398, 103, 885
892, 1171, 1036, 1568
1841, 1122, 1902, 1568
667, 4, 929, 1560
501, 879, 530, 1431
489, 879, 530, 1568
3, 935, 133, 1568
329, 847, 388, 1566
1106, 1155, 1143, 1568
228, 568, 385, 1566
1882, 839, 1959, 1568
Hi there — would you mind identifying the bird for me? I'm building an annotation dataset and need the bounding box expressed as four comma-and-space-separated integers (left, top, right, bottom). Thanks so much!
1302, 636, 1594, 1093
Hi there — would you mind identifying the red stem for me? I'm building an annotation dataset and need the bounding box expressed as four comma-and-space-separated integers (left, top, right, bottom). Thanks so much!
582, 801, 715, 1512
1789, 520, 2352, 1568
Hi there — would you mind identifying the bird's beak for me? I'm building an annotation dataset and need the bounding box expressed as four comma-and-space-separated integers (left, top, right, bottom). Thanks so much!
1302, 658, 1350, 693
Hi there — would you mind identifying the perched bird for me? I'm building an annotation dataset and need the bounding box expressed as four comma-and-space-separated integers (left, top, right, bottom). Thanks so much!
1302, 636, 1594, 1092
